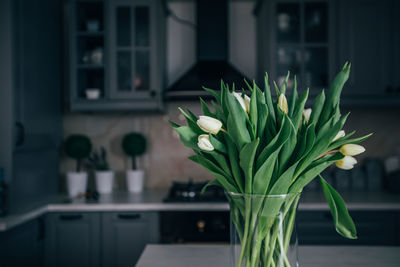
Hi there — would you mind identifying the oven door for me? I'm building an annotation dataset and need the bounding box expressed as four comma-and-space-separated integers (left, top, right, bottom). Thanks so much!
160, 211, 229, 244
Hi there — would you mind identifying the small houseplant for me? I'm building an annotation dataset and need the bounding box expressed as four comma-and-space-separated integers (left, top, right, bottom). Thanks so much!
122, 132, 147, 193
170, 63, 371, 267
88, 147, 114, 194
64, 134, 92, 197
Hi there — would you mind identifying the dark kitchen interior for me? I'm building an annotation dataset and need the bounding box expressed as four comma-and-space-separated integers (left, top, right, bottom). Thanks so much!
0, 0, 400, 266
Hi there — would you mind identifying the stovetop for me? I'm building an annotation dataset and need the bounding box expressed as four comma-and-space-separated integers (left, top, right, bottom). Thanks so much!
163, 181, 227, 202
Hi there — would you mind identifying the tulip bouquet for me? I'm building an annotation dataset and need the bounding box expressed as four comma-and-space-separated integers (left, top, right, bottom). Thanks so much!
170, 63, 371, 267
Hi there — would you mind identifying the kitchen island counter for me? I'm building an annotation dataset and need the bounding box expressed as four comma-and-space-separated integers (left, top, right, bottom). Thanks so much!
1, 189, 400, 231
136, 244, 400, 267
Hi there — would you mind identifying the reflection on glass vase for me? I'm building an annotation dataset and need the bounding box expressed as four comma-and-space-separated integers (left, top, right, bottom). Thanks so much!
227, 192, 301, 267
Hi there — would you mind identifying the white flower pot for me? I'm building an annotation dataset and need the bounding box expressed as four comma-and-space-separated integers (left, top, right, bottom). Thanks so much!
95, 170, 114, 194
126, 170, 145, 193
66, 172, 88, 198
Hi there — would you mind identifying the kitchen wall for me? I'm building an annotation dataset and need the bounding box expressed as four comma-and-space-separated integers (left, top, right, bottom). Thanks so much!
61, 1, 400, 190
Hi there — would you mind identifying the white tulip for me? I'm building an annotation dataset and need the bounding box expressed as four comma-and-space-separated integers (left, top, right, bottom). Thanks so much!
244, 95, 251, 113
233, 92, 250, 113
333, 130, 346, 142
303, 108, 312, 123
340, 144, 366, 156
278, 94, 288, 115
335, 155, 357, 170
196, 115, 223, 135
197, 134, 214, 151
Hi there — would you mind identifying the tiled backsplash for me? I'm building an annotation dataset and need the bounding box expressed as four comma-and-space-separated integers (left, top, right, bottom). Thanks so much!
61, 103, 400, 190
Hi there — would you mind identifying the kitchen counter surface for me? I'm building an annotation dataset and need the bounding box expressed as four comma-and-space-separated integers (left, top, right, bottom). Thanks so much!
1, 189, 400, 231
136, 244, 400, 267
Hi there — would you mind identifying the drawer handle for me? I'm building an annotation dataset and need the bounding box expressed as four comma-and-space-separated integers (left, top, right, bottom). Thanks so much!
118, 214, 141, 220
59, 214, 83, 220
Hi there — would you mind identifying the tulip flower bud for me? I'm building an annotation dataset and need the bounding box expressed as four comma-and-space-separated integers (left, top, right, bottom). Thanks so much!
244, 95, 250, 113
197, 115, 223, 135
335, 155, 357, 170
340, 144, 366, 156
233, 92, 250, 113
303, 108, 312, 123
197, 134, 214, 151
332, 130, 345, 142
278, 94, 288, 114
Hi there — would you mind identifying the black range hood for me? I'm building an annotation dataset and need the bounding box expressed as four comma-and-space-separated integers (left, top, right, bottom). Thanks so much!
166, 0, 250, 100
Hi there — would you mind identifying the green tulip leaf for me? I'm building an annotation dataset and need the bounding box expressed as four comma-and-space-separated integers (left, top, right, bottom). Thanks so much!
253, 145, 282, 195
178, 108, 203, 135
289, 153, 344, 193
318, 62, 351, 129
319, 175, 357, 239
189, 154, 237, 193
288, 76, 298, 118
202, 86, 220, 104
199, 98, 214, 118
309, 89, 325, 126
249, 82, 258, 135
329, 133, 373, 151
239, 138, 259, 193
208, 134, 227, 154
292, 88, 309, 130
172, 126, 198, 150
264, 73, 276, 123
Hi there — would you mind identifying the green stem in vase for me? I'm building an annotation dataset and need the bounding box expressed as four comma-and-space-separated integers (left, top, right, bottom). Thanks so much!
283, 198, 299, 253
236, 199, 252, 267
265, 222, 279, 267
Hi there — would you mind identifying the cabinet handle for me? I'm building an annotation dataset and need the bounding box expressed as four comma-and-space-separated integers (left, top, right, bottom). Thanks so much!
118, 214, 141, 220
59, 214, 83, 220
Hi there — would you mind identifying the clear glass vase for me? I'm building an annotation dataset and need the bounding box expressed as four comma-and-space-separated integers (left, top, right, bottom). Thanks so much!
226, 192, 301, 267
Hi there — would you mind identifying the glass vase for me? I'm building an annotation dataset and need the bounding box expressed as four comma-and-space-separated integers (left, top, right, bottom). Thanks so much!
226, 192, 301, 267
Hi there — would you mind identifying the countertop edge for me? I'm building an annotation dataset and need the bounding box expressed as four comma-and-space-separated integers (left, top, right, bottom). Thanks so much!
1, 191, 400, 232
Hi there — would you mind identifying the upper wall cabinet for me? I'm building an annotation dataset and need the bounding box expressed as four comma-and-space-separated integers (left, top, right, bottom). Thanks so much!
256, 0, 335, 97
66, 0, 165, 111
256, 0, 400, 105
337, 0, 399, 104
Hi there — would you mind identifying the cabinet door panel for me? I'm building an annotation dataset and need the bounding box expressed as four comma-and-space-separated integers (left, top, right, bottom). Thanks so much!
109, 0, 157, 100
102, 212, 159, 267
338, 0, 394, 97
45, 213, 100, 267
0, 219, 43, 267
297, 211, 398, 245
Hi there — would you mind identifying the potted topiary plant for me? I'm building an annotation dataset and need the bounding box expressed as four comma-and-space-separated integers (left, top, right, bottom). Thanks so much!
88, 147, 114, 194
122, 132, 147, 193
64, 134, 92, 197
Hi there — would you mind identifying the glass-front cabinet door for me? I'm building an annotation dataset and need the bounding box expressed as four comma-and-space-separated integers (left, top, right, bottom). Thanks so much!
73, 0, 105, 101
266, 0, 333, 96
109, 0, 156, 100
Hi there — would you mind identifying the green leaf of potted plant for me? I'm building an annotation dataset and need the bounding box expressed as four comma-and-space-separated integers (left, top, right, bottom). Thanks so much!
88, 147, 114, 194
122, 132, 147, 193
64, 134, 92, 197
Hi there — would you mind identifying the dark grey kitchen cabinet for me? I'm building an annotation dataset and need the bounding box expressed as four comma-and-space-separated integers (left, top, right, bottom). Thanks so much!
337, 0, 399, 101
0, 0, 62, 213
102, 212, 159, 267
66, 0, 165, 111
255, 0, 400, 105
297, 210, 400, 245
255, 0, 336, 97
44, 212, 101, 267
0, 218, 44, 267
